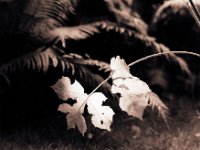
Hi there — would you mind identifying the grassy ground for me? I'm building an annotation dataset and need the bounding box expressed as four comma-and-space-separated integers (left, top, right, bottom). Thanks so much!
0, 95, 200, 150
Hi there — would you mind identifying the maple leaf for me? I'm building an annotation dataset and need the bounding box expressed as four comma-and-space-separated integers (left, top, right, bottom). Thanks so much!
51, 76, 85, 100
87, 92, 115, 131
51, 76, 88, 135
57, 86, 88, 136
51, 76, 115, 134
110, 56, 168, 121
58, 102, 87, 136
118, 90, 149, 120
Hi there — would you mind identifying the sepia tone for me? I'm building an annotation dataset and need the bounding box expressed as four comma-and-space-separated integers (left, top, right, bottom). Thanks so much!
0, 0, 200, 149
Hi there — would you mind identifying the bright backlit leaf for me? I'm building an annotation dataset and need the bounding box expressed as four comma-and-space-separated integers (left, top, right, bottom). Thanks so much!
87, 92, 115, 131
51, 77, 115, 134
110, 56, 168, 121
51, 76, 85, 100
58, 103, 87, 136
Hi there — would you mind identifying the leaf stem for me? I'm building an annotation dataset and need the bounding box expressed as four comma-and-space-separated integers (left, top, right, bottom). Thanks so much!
128, 51, 200, 67
78, 75, 112, 112
85, 51, 200, 100
183, 0, 200, 28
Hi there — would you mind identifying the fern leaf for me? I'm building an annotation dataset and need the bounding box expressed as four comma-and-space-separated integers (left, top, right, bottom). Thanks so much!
0, 47, 63, 73
63, 54, 111, 72
148, 92, 169, 124
152, 0, 187, 24
51, 24, 99, 47
104, 0, 148, 34
24, 0, 77, 24
0, 46, 114, 99
96, 21, 190, 74
132, 32, 191, 74
153, 0, 200, 24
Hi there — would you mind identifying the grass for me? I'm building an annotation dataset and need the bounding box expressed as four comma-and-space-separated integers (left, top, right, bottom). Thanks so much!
0, 95, 200, 150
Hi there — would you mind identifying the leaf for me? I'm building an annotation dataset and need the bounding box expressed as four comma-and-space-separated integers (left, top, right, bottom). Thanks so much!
55, 77, 88, 136
52, 77, 115, 134
0, 47, 60, 73
64, 54, 111, 72
51, 76, 85, 100
148, 92, 169, 124
50, 24, 99, 47
119, 90, 148, 120
97, 21, 190, 74
110, 56, 168, 121
24, 0, 77, 23
104, 0, 148, 34
56, 78, 88, 135
87, 92, 115, 131
58, 93, 87, 136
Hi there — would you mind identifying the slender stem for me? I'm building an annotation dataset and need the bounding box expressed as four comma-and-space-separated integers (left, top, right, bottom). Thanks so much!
72, 75, 112, 123
78, 75, 112, 111
85, 51, 200, 101
85, 51, 200, 98
128, 51, 200, 67
183, 0, 200, 28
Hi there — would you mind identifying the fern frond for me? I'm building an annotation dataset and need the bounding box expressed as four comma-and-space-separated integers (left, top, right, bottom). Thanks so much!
153, 0, 200, 24
24, 0, 77, 25
0, 46, 113, 98
51, 23, 99, 47
131, 32, 191, 74
0, 47, 62, 73
148, 92, 169, 125
104, 0, 148, 34
153, 0, 187, 24
63, 54, 111, 72
96, 21, 191, 74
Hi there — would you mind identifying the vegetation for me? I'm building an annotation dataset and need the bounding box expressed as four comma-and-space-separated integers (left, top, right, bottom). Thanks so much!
0, 0, 200, 149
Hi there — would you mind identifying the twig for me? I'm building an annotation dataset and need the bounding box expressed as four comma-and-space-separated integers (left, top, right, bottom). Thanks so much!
128, 51, 200, 67
183, 0, 200, 28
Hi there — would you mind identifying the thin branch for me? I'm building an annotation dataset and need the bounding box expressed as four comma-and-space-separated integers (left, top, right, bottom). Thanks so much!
183, 0, 200, 28
128, 51, 200, 67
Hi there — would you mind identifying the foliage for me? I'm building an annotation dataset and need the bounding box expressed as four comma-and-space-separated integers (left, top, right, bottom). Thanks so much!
51, 56, 170, 135
0, 0, 200, 147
